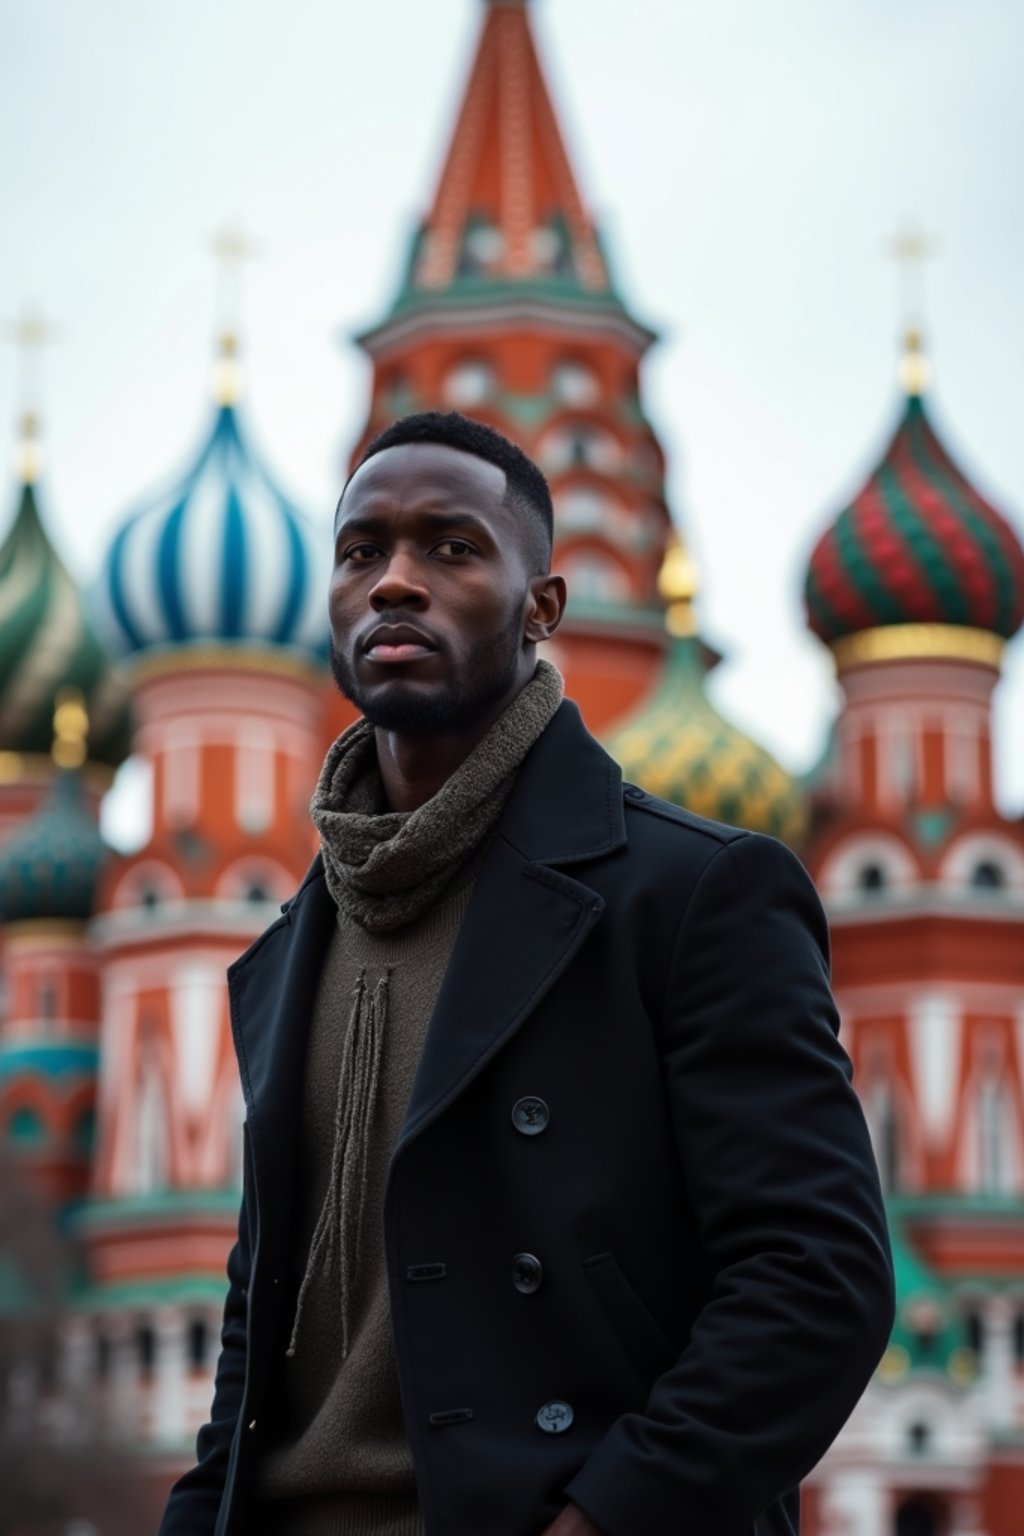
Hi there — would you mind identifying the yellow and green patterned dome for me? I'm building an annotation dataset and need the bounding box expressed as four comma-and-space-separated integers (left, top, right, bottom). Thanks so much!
604, 539, 807, 846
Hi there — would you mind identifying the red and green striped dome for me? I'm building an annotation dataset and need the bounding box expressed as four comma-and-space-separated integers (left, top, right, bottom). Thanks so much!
805, 393, 1024, 645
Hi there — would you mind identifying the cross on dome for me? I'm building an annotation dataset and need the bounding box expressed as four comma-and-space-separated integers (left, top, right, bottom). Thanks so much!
3, 306, 60, 483
887, 222, 939, 396
208, 225, 259, 404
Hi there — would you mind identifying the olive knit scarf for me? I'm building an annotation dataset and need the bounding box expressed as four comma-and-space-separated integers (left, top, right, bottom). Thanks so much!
289, 661, 563, 1360
309, 659, 564, 934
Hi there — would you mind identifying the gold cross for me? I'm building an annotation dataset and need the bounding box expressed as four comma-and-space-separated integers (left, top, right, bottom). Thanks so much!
209, 225, 260, 345
887, 222, 939, 332
4, 307, 60, 414
207, 227, 260, 403
3, 307, 60, 479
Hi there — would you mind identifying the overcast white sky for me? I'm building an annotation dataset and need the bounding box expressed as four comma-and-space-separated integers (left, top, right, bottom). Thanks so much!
3, 0, 1023, 829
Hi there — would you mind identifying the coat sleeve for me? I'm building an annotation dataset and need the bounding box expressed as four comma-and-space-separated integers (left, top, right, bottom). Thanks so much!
158, 1135, 254, 1536
565, 831, 895, 1536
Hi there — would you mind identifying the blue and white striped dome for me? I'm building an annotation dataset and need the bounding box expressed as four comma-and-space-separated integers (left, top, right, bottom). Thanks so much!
95, 404, 328, 664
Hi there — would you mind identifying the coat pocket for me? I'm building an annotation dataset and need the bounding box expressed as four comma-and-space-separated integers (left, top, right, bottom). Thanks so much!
582, 1251, 677, 1384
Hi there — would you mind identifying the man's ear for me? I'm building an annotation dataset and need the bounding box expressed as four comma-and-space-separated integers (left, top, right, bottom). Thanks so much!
524, 573, 567, 644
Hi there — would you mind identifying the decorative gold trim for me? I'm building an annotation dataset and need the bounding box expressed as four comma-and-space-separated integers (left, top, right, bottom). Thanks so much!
131, 645, 323, 686
1, 918, 89, 947
831, 624, 1005, 671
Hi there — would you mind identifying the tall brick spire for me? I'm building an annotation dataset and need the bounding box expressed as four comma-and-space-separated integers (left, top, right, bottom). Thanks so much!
415, 0, 608, 292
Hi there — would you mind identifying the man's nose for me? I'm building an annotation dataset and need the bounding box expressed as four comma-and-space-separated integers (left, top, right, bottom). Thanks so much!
368, 551, 429, 611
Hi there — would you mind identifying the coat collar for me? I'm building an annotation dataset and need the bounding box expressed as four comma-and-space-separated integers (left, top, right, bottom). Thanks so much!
494, 697, 626, 865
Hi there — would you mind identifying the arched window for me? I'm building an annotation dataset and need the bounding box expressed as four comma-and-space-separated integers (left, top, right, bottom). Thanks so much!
540, 423, 621, 475
456, 219, 505, 276
971, 860, 1006, 890
216, 859, 292, 906
112, 861, 184, 912
555, 487, 616, 533
187, 1318, 209, 1371
551, 360, 599, 407
443, 359, 495, 409
560, 553, 630, 605
963, 1305, 985, 1358
820, 834, 917, 900
906, 1423, 931, 1458
896, 1494, 944, 1536
940, 835, 1024, 895
136, 1323, 157, 1381
857, 863, 887, 894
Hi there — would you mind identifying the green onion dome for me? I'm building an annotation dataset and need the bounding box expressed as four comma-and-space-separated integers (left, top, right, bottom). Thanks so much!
604, 539, 808, 846
0, 769, 107, 923
805, 352, 1024, 647
876, 1218, 974, 1387
0, 473, 132, 770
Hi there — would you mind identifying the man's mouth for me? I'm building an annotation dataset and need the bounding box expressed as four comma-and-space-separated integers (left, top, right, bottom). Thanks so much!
362, 625, 438, 664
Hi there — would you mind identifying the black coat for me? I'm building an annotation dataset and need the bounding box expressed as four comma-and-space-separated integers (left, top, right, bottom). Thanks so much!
160, 701, 894, 1536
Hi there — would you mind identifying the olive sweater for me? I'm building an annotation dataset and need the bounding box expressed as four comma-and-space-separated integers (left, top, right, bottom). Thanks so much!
252, 882, 473, 1535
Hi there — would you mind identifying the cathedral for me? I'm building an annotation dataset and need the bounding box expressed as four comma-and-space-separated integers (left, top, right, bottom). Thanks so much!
2, 3, 1024, 1533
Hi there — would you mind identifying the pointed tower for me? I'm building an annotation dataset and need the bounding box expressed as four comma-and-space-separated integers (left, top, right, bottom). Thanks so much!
349, 0, 672, 730
74, 322, 329, 1455
0, 691, 106, 1206
0, 406, 132, 841
605, 537, 807, 843
799, 330, 1024, 1536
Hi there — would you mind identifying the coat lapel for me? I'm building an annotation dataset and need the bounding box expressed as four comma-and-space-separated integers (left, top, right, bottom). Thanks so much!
396, 700, 626, 1153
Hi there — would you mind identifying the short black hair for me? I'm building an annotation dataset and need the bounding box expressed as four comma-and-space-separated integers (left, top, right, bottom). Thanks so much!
350, 411, 554, 575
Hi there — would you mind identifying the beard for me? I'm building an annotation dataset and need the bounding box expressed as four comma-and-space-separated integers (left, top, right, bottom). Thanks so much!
330, 607, 525, 735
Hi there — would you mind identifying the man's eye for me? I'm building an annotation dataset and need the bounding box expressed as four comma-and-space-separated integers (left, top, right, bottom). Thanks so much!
342, 543, 380, 562
436, 539, 473, 557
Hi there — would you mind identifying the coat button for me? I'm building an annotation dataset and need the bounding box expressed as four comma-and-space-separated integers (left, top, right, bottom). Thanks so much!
512, 1096, 549, 1135
536, 1400, 574, 1434
512, 1253, 543, 1294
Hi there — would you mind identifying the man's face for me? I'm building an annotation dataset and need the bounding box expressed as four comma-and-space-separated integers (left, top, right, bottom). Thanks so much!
329, 441, 541, 734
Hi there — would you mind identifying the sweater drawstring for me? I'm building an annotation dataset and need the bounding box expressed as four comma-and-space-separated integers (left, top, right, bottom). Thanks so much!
287, 968, 389, 1359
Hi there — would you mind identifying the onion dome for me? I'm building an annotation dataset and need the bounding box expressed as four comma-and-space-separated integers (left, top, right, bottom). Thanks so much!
0, 688, 106, 922
805, 334, 1024, 655
604, 538, 808, 845
0, 417, 131, 770
0, 768, 106, 923
94, 347, 328, 667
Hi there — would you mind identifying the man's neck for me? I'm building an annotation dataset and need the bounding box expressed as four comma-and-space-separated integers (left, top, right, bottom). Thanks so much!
374, 676, 533, 812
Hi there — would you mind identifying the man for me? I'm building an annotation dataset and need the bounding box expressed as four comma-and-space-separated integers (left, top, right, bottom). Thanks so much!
161, 412, 894, 1536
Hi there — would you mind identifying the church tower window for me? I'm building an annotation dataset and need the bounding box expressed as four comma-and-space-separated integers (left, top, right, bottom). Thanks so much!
551, 360, 599, 407
443, 360, 495, 409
